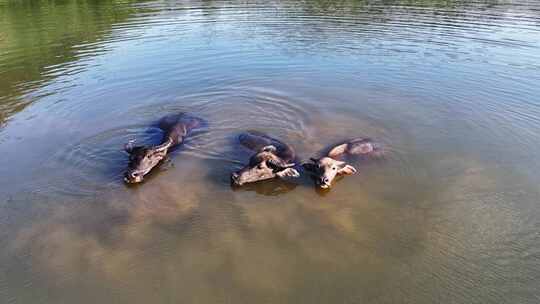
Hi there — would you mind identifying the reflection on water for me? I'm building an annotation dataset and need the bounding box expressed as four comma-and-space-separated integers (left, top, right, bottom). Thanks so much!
1, 0, 540, 303
0, 0, 141, 126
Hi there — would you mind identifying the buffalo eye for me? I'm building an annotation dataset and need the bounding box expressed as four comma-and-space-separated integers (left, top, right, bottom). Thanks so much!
332, 166, 337, 171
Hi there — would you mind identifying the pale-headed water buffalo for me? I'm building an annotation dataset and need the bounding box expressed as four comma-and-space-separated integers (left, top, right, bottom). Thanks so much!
303, 138, 382, 189
231, 131, 300, 186
124, 112, 204, 183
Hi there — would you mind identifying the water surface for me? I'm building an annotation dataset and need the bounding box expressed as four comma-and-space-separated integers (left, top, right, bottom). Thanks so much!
1, 0, 540, 303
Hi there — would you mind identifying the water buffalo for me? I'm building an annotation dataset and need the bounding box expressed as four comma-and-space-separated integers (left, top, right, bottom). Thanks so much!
124, 112, 204, 183
303, 138, 382, 189
231, 131, 300, 186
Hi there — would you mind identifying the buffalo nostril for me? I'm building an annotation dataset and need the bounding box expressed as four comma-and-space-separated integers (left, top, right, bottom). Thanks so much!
323, 177, 329, 183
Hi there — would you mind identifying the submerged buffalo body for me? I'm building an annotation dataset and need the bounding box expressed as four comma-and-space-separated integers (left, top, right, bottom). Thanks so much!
231, 131, 300, 186
303, 138, 382, 189
124, 113, 204, 183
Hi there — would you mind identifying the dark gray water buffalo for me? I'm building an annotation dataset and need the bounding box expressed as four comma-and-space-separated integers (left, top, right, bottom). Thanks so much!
231, 131, 300, 186
303, 138, 382, 189
124, 112, 204, 183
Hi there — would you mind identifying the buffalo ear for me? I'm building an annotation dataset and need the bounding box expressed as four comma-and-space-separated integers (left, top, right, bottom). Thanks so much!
124, 140, 136, 154
276, 168, 300, 178
338, 163, 357, 175
282, 162, 296, 168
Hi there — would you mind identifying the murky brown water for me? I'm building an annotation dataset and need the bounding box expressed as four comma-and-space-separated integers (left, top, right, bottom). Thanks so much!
1, 0, 540, 303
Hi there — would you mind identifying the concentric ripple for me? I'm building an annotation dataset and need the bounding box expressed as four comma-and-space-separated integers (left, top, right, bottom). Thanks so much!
39, 126, 160, 197
38, 85, 314, 197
